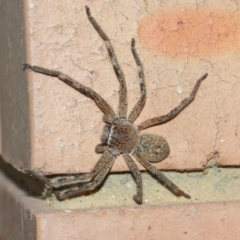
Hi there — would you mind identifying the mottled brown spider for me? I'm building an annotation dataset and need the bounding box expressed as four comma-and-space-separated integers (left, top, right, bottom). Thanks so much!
23, 6, 208, 204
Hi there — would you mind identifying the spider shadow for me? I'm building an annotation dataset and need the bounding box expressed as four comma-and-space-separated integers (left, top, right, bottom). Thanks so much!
0, 157, 45, 198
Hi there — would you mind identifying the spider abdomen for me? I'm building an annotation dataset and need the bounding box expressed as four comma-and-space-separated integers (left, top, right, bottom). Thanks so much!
133, 134, 170, 163
108, 121, 138, 153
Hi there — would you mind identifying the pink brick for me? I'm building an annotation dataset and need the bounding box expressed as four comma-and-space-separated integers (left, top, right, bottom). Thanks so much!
2, 1, 240, 175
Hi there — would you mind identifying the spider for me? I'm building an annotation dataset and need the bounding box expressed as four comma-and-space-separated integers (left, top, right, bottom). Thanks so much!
23, 6, 208, 204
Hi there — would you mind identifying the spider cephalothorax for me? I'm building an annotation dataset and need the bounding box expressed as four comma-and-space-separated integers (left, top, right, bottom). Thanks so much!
23, 6, 208, 204
99, 119, 139, 154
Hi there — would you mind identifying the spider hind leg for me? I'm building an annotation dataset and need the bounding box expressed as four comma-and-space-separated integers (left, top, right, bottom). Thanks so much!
133, 153, 191, 199
54, 152, 115, 201
123, 153, 143, 204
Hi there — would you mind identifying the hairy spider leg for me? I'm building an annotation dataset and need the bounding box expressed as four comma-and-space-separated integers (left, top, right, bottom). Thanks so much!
123, 153, 143, 204
138, 73, 208, 130
23, 64, 116, 122
25, 169, 94, 188
25, 150, 116, 189
128, 39, 147, 122
86, 6, 128, 118
133, 153, 191, 199
54, 150, 116, 200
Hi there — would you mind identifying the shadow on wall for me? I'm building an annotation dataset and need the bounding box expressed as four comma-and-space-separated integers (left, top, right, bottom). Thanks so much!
0, 157, 44, 198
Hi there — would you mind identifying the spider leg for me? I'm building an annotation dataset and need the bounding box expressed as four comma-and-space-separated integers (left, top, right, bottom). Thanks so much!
25, 149, 115, 189
138, 73, 208, 130
133, 153, 191, 199
23, 64, 116, 122
123, 153, 143, 204
128, 39, 146, 122
86, 6, 127, 118
54, 150, 116, 200
26, 170, 94, 188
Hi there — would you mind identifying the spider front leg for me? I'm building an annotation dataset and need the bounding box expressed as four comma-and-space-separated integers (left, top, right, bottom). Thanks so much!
23, 64, 116, 122
86, 6, 128, 118
133, 153, 191, 199
128, 39, 146, 122
138, 73, 208, 130
54, 149, 116, 200
123, 153, 143, 204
